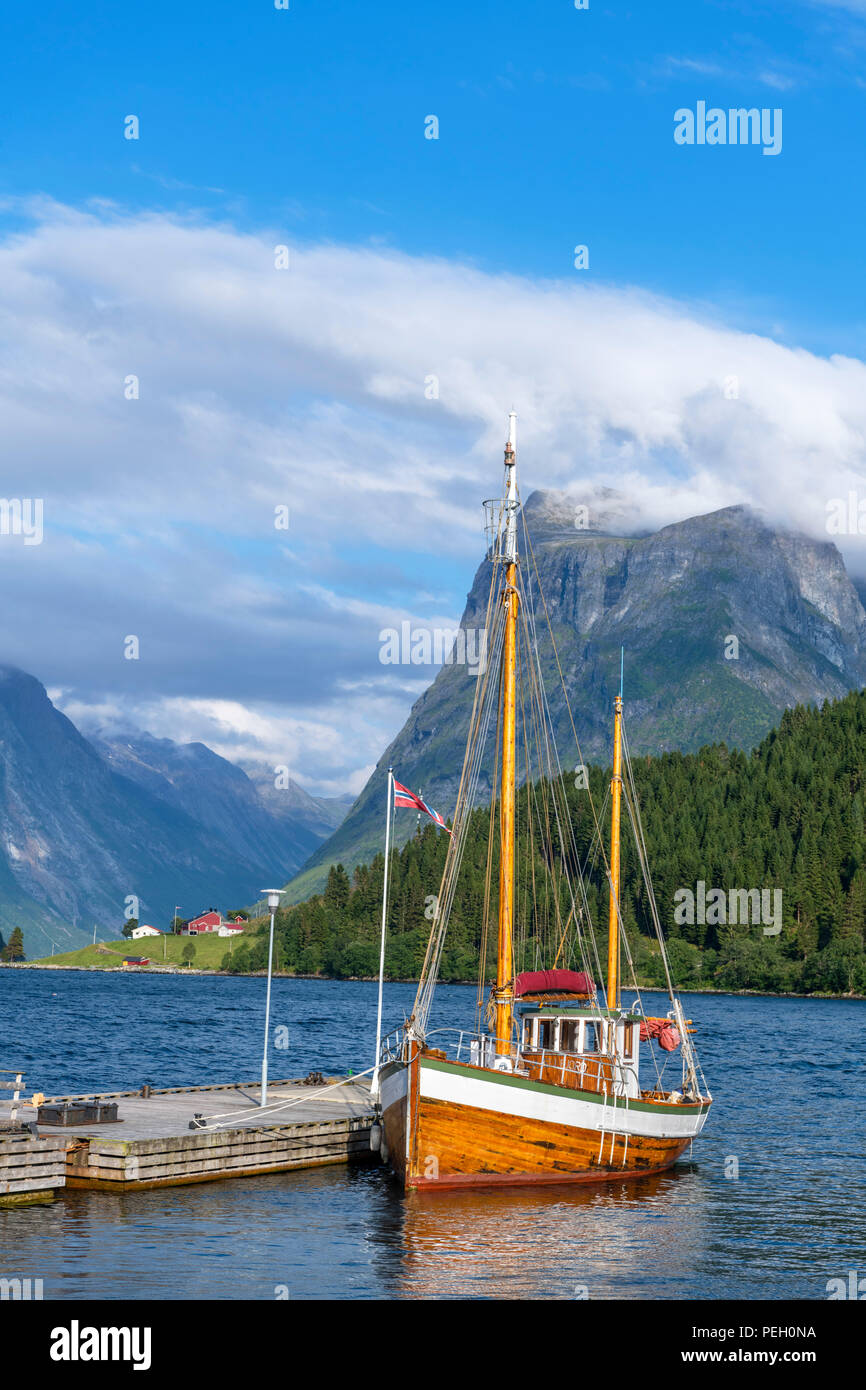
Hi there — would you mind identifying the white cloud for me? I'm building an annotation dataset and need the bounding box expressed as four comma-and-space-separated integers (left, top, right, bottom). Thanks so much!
6, 200, 866, 790
758, 70, 797, 90
53, 689, 423, 799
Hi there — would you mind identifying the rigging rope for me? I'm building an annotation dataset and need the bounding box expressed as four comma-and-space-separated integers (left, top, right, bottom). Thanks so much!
409, 487, 709, 1099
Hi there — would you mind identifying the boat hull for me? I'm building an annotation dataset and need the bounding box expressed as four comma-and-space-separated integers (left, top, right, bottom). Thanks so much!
380, 1053, 710, 1190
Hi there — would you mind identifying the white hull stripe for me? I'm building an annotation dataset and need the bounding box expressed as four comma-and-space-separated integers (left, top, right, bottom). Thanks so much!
380, 1063, 408, 1115
381, 1059, 707, 1141
422, 1064, 706, 1138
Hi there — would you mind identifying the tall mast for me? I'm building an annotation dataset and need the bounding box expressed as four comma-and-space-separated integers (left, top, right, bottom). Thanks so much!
606, 688, 623, 1011
495, 411, 519, 1055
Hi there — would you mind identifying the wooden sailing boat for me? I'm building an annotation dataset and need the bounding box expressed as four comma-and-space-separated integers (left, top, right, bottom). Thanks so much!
376, 413, 712, 1189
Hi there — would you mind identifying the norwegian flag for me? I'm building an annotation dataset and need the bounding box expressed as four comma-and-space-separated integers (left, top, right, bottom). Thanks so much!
393, 779, 451, 833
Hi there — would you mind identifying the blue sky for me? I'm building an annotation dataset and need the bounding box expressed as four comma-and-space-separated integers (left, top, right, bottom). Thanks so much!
2, 0, 866, 794
3, 0, 865, 349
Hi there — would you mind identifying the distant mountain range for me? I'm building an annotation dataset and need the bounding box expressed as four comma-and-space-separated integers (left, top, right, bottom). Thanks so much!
285, 495, 866, 902
0, 667, 348, 958
6, 494, 866, 952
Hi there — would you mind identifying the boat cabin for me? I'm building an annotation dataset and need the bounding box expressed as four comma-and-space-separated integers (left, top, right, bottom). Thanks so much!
518, 1003, 641, 1098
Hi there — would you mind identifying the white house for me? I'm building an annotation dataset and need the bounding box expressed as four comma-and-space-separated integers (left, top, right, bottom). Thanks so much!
131, 924, 161, 939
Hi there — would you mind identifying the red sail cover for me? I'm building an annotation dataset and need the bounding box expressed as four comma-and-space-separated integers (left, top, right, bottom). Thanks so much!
513, 969, 594, 997
639, 1018, 682, 1051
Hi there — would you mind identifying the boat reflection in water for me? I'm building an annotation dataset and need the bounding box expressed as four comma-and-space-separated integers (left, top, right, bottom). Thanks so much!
392, 1164, 705, 1300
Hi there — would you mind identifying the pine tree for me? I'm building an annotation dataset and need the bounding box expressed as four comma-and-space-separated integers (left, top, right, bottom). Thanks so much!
2, 927, 25, 962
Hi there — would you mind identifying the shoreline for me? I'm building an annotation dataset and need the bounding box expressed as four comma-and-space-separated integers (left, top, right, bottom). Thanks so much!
2, 961, 863, 1001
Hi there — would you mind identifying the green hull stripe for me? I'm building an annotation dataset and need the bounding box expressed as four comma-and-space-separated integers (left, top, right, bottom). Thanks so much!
419, 1055, 710, 1116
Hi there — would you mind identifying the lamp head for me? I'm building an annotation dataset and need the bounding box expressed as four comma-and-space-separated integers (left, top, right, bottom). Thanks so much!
261, 889, 284, 911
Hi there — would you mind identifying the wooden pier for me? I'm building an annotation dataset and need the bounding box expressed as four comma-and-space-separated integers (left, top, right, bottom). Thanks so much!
0, 1130, 69, 1206
0, 1077, 379, 1197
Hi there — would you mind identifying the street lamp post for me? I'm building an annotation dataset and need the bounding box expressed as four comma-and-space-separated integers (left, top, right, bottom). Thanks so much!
260, 889, 284, 1107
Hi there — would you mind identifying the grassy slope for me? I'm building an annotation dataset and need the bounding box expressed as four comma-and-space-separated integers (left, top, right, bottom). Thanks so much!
30, 924, 268, 971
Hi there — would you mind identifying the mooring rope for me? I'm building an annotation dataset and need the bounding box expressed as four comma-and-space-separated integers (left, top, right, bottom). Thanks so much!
191, 1064, 379, 1132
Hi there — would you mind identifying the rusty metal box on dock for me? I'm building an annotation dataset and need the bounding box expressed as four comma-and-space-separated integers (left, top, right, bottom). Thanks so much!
38, 1101, 119, 1126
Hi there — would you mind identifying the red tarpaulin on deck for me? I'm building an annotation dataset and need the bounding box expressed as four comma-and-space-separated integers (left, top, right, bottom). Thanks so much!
513, 969, 595, 997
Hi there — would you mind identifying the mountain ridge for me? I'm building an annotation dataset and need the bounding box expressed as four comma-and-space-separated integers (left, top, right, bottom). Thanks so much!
0, 667, 348, 957
284, 496, 866, 902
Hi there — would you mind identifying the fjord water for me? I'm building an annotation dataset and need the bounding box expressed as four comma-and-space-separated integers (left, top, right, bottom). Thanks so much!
0, 971, 862, 1300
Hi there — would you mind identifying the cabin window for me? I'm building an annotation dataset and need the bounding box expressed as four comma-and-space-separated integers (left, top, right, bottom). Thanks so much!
582, 1020, 601, 1053
538, 1019, 555, 1051
620, 1023, 635, 1057
559, 1019, 579, 1052
523, 1019, 537, 1050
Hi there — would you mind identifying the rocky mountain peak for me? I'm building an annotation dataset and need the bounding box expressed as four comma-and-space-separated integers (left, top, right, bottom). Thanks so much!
285, 499, 866, 901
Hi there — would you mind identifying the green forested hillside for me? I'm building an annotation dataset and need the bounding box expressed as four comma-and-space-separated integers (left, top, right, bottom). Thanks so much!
224, 691, 866, 995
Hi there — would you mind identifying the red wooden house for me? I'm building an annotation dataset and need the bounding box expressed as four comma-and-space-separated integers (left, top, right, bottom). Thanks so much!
184, 911, 246, 936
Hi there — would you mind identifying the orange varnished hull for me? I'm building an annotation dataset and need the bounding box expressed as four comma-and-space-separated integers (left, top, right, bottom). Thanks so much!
381, 1054, 695, 1191
399, 1095, 690, 1189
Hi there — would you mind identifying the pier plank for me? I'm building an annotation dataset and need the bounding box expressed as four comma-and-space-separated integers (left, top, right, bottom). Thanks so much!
0, 1132, 68, 1202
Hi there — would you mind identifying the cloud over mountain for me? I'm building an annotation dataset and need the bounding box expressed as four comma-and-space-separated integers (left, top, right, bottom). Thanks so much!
3, 200, 866, 789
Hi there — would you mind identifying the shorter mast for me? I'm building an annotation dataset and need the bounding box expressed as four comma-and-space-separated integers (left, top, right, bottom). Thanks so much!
371, 767, 394, 1099
606, 687, 623, 1012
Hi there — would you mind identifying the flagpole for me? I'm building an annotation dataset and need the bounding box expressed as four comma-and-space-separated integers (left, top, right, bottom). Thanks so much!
371, 767, 393, 1101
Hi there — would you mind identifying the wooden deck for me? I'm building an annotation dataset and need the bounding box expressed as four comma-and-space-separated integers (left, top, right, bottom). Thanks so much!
0, 1077, 378, 1195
